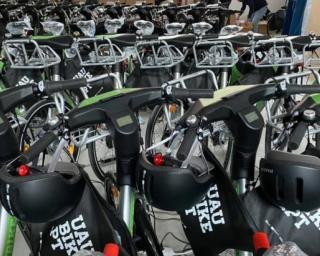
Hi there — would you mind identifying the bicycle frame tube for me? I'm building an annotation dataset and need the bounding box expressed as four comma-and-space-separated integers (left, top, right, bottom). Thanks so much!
0, 206, 9, 255
173, 63, 182, 80
119, 186, 136, 235
220, 68, 229, 89
0, 206, 16, 256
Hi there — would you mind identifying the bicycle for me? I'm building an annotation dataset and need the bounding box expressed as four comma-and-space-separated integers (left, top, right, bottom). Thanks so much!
138, 82, 320, 255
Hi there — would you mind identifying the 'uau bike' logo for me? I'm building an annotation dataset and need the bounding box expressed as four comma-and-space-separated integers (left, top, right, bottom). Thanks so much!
185, 184, 225, 234
15, 76, 35, 87
281, 208, 320, 231
73, 68, 93, 94
50, 214, 94, 255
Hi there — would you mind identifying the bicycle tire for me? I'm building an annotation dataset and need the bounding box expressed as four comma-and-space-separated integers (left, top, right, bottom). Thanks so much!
265, 98, 281, 154
88, 128, 116, 181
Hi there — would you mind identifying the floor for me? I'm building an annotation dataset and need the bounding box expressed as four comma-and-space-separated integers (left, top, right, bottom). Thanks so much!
12, 109, 268, 256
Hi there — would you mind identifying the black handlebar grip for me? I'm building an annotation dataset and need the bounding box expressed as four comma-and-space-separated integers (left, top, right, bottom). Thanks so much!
288, 122, 308, 151
21, 132, 58, 164
172, 88, 213, 100
44, 79, 87, 95
89, 77, 111, 88
141, 35, 159, 41
202, 34, 219, 40
286, 85, 320, 95
177, 127, 197, 161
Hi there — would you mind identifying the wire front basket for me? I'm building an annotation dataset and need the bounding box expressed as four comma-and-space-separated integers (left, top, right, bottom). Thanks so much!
303, 40, 320, 69
135, 39, 185, 69
2, 39, 61, 69
74, 37, 127, 66
193, 39, 239, 68
252, 38, 297, 68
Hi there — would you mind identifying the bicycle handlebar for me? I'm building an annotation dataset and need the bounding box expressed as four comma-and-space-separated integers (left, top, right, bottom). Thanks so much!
40, 79, 88, 95
176, 126, 197, 161
175, 83, 320, 163
20, 132, 58, 164
168, 87, 214, 101
288, 121, 308, 151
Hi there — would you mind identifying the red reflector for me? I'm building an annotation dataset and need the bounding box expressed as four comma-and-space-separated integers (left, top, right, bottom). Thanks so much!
153, 153, 164, 166
104, 243, 119, 256
253, 232, 270, 251
18, 165, 30, 176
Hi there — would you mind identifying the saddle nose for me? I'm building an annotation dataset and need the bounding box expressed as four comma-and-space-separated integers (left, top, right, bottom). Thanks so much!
192, 22, 213, 36
165, 22, 185, 35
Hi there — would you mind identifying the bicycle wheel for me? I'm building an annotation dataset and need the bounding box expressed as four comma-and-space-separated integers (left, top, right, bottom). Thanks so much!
88, 124, 116, 181
19, 99, 79, 166
145, 103, 184, 153
145, 104, 233, 169
265, 98, 285, 154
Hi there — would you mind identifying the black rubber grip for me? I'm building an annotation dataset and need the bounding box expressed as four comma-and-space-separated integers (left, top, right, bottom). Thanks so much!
291, 36, 311, 51
110, 34, 137, 47
288, 122, 308, 151
35, 36, 74, 50
286, 85, 320, 95
172, 88, 213, 100
164, 34, 196, 48
21, 132, 58, 164
177, 127, 197, 161
141, 34, 159, 41
89, 77, 110, 88
44, 79, 87, 95
202, 34, 219, 40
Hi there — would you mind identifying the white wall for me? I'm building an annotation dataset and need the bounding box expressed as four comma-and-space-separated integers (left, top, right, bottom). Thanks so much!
229, 0, 286, 19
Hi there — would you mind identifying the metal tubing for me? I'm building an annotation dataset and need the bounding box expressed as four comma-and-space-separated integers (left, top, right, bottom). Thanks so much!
119, 185, 134, 229
0, 206, 9, 255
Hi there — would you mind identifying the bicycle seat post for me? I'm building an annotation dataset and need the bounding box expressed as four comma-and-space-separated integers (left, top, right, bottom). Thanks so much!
113, 117, 140, 232
220, 68, 229, 89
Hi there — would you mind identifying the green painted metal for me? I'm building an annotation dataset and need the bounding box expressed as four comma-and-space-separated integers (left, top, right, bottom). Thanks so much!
3, 216, 17, 256
79, 88, 141, 108
0, 61, 4, 72
256, 101, 265, 112
129, 192, 136, 235
199, 85, 256, 107
230, 66, 243, 85
311, 94, 320, 105
95, 34, 122, 40
32, 35, 57, 40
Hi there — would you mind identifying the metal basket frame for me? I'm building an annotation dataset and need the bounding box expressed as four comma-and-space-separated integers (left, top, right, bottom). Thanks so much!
135, 39, 185, 69
74, 37, 127, 67
303, 40, 320, 69
251, 38, 298, 68
2, 39, 61, 69
193, 39, 239, 68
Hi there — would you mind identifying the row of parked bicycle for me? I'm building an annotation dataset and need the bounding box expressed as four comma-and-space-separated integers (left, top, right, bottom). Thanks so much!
0, 1, 240, 37
0, 4, 320, 256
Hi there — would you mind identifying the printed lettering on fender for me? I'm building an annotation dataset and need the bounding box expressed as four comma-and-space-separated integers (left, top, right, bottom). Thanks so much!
50, 214, 94, 255
185, 184, 225, 233
281, 208, 320, 231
